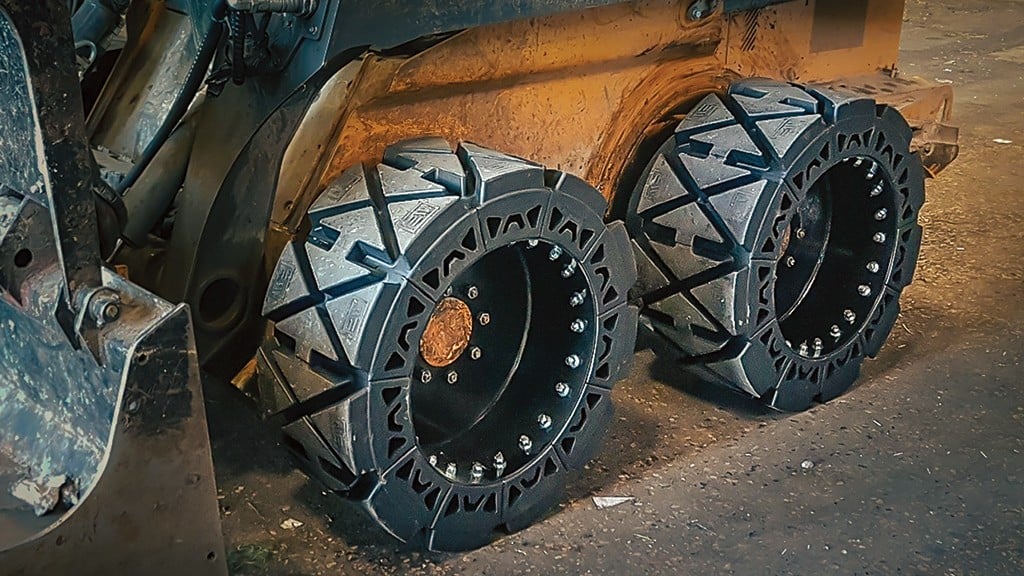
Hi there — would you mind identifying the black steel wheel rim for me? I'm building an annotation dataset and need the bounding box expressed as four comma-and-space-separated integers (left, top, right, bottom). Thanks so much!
411, 239, 597, 484
774, 156, 900, 359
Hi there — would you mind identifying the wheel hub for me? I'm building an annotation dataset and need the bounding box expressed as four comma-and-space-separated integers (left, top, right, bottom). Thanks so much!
420, 297, 474, 368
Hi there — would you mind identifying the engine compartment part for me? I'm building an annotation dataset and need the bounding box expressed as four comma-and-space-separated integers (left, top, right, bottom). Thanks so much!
257, 138, 637, 550
626, 79, 925, 411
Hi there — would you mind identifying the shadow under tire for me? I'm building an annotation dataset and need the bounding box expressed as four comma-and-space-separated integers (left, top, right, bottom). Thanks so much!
625, 79, 925, 412
258, 138, 638, 551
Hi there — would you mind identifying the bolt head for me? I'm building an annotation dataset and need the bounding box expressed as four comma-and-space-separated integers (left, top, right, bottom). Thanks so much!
555, 382, 570, 398
466, 285, 479, 299
830, 325, 842, 338
565, 354, 582, 369
447, 371, 459, 385
470, 347, 482, 360
569, 291, 586, 307
549, 246, 563, 261
538, 414, 552, 430
844, 309, 857, 324
858, 285, 872, 297
873, 232, 887, 244
478, 312, 491, 325
428, 455, 438, 466
527, 239, 539, 248
570, 319, 587, 333
494, 452, 506, 466
799, 342, 809, 356
785, 256, 796, 268
874, 209, 888, 221
867, 261, 881, 273
871, 183, 884, 197
519, 435, 533, 453
471, 462, 484, 481
420, 370, 432, 383
445, 462, 457, 477
795, 228, 807, 240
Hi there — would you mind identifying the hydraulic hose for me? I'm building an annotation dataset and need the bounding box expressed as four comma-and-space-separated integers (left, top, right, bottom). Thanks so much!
113, 0, 228, 196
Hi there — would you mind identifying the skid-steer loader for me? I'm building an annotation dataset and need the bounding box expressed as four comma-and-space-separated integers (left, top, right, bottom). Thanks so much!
0, 0, 957, 572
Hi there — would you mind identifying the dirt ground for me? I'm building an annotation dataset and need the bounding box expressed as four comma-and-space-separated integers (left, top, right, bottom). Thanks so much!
207, 1, 1024, 574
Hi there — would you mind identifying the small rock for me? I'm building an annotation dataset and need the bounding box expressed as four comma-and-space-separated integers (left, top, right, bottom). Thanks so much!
800, 459, 815, 470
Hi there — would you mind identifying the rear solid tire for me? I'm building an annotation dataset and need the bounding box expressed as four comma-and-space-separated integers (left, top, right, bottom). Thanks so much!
626, 79, 925, 411
259, 138, 637, 550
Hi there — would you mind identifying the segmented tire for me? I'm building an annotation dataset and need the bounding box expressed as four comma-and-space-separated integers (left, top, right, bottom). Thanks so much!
626, 79, 925, 411
258, 138, 637, 551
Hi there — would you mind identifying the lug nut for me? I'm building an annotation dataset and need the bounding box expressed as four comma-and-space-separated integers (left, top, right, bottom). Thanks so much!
844, 309, 857, 324
445, 462, 457, 478
866, 162, 879, 180
478, 312, 491, 325
471, 462, 484, 482
795, 228, 807, 240
420, 370, 432, 383
428, 455, 438, 466
873, 232, 887, 244
867, 261, 880, 273
549, 246, 563, 261
561, 260, 578, 278
555, 382, 570, 398
852, 158, 864, 168
466, 285, 479, 299
870, 182, 885, 197
538, 413, 552, 430
813, 338, 823, 358
785, 256, 796, 268
519, 435, 533, 453
494, 452, 507, 474
830, 325, 842, 339
528, 239, 539, 248
569, 290, 587, 307
570, 319, 587, 333
447, 370, 459, 384
858, 285, 872, 297
799, 342, 809, 356
470, 347, 482, 360
565, 354, 582, 369
874, 208, 888, 221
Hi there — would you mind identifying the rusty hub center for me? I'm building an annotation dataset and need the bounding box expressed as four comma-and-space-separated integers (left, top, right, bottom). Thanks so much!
420, 297, 474, 368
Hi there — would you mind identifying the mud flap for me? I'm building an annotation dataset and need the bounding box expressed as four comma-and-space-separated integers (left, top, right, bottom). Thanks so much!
0, 2, 226, 573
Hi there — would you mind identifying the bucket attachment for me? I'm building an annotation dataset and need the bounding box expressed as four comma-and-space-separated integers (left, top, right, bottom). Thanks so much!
0, 2, 226, 574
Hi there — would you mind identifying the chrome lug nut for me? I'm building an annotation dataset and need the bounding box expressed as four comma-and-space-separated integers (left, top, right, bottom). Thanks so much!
852, 158, 864, 168
795, 228, 807, 240
519, 435, 533, 453
570, 319, 588, 333
470, 347, 482, 360
830, 325, 842, 339
428, 455, 438, 467
447, 370, 459, 384
466, 285, 479, 299
561, 260, 578, 279
873, 232, 887, 244
874, 208, 888, 221
471, 462, 484, 482
494, 452, 507, 474
569, 290, 587, 307
478, 312, 491, 325
527, 239, 539, 248
555, 382, 570, 398
538, 413, 552, 430
549, 246, 563, 261
565, 354, 582, 369
445, 462, 457, 478
870, 182, 885, 197
858, 284, 872, 297
785, 256, 796, 268
813, 338, 823, 358
844, 309, 857, 324
799, 342, 809, 357
420, 370, 433, 384
866, 162, 879, 180
867, 261, 881, 273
